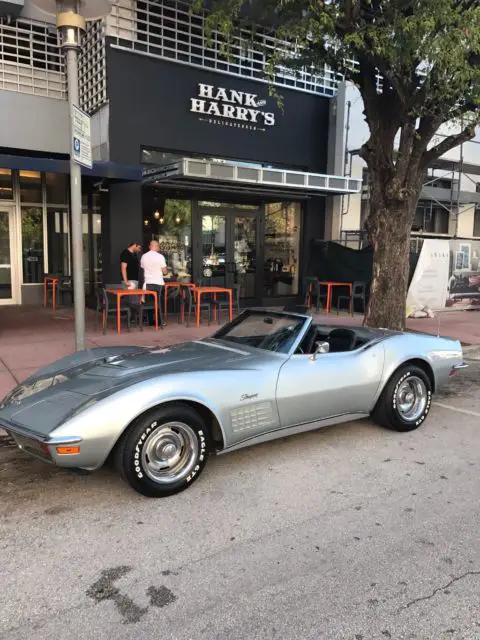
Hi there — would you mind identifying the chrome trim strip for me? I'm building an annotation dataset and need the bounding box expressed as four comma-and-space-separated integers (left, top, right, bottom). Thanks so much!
287, 315, 313, 357
452, 362, 469, 370
46, 436, 83, 446
218, 411, 368, 454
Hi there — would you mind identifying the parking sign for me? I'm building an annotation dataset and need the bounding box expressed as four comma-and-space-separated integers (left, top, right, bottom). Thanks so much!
71, 105, 92, 169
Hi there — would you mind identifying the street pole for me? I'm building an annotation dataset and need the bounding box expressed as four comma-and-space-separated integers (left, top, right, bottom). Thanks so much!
66, 45, 86, 351
31, 0, 112, 352
56, 4, 87, 352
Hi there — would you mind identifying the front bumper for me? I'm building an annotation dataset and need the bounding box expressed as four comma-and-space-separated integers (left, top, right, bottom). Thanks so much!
0, 419, 82, 465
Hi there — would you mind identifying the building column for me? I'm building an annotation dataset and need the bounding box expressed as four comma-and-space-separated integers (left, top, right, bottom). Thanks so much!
101, 181, 143, 284
324, 81, 347, 242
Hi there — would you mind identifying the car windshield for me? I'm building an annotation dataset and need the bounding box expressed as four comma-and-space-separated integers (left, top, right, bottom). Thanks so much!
212, 310, 306, 354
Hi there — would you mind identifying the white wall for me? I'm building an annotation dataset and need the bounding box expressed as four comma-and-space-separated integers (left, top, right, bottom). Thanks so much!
457, 204, 476, 238
0, 90, 69, 154
341, 85, 368, 232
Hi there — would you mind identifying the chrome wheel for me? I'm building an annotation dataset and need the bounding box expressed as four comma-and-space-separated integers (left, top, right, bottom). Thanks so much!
395, 376, 428, 422
141, 422, 199, 485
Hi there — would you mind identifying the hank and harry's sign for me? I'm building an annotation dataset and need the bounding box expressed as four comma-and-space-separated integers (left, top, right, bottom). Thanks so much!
190, 83, 276, 131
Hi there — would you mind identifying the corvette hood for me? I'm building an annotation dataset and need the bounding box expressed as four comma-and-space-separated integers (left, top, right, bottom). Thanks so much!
0, 340, 258, 434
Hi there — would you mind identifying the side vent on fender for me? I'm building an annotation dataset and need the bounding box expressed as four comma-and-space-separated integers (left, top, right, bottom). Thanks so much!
230, 402, 275, 433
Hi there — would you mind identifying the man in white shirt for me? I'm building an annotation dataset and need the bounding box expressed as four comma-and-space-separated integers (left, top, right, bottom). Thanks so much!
140, 240, 168, 326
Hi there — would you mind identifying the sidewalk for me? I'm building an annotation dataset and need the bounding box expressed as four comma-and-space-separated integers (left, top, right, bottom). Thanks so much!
0, 305, 479, 402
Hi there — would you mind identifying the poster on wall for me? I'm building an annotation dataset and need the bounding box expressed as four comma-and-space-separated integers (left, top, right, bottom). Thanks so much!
407, 239, 450, 313
446, 239, 480, 310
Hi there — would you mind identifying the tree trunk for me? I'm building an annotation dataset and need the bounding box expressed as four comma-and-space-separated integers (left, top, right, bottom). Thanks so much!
364, 202, 412, 330
360, 131, 426, 330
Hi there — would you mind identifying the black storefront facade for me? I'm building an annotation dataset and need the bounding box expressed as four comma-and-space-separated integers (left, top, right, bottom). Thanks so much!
0, 14, 358, 309
100, 46, 357, 306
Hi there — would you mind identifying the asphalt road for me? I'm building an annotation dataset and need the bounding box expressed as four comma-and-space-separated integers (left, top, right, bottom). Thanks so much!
0, 363, 479, 640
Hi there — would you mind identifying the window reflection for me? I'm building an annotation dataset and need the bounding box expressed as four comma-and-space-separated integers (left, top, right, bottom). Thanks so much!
92, 209, 102, 289
234, 216, 257, 297
47, 208, 70, 276
151, 200, 192, 280
202, 214, 226, 285
82, 210, 90, 290
46, 173, 68, 205
264, 202, 301, 296
0, 212, 12, 299
19, 170, 42, 203
21, 206, 44, 283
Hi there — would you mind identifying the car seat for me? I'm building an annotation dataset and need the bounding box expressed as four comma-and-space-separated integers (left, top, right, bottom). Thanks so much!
327, 328, 358, 353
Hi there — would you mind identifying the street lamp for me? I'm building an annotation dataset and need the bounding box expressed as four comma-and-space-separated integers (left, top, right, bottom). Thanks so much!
30, 0, 112, 351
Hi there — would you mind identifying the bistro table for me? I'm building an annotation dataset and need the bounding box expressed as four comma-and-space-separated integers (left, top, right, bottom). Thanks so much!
163, 282, 196, 321
193, 286, 233, 328
43, 275, 59, 311
105, 288, 159, 335
318, 281, 353, 314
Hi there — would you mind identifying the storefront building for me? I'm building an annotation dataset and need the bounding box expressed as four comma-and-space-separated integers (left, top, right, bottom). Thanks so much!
0, 0, 360, 307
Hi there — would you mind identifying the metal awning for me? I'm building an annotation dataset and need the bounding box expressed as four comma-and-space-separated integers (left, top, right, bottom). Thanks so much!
0, 154, 142, 181
142, 158, 361, 197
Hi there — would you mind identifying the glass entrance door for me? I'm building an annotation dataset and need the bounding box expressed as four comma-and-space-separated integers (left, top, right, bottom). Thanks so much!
201, 214, 227, 287
199, 208, 260, 300
233, 215, 257, 298
0, 207, 16, 304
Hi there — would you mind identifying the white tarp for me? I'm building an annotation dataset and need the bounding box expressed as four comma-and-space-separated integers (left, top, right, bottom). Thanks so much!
407, 239, 450, 316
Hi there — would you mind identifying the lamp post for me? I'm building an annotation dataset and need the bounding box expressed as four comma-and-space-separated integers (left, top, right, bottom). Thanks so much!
31, 0, 111, 351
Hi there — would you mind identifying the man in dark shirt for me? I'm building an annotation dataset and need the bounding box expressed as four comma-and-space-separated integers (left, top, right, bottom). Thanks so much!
120, 242, 141, 288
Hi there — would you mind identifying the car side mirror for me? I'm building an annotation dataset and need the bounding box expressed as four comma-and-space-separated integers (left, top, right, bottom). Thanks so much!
309, 341, 330, 361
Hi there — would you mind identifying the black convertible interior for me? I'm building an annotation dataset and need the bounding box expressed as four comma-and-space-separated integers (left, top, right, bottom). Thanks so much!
295, 325, 383, 355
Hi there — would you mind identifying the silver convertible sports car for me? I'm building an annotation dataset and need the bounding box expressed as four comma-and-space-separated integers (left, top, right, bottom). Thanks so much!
0, 309, 467, 497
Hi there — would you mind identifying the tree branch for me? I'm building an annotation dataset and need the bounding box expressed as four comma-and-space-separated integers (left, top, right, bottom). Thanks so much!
423, 122, 477, 165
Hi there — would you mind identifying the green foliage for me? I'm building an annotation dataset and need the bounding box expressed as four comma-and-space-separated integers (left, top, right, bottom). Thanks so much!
196, 0, 480, 169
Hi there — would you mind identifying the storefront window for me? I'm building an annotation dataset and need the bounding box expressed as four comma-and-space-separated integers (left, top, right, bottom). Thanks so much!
80, 193, 102, 296
153, 200, 192, 279
264, 202, 301, 296
82, 210, 90, 290
47, 208, 70, 276
0, 211, 12, 299
92, 210, 102, 289
46, 173, 68, 205
21, 206, 44, 283
0, 169, 13, 200
19, 171, 42, 203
